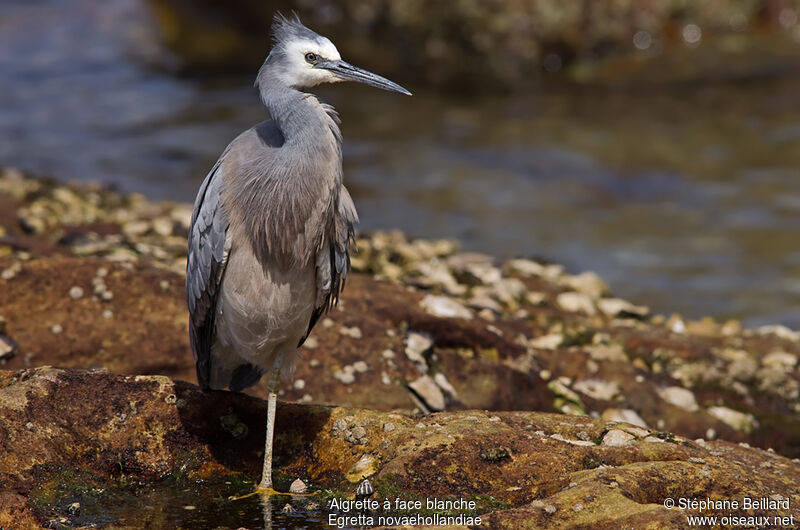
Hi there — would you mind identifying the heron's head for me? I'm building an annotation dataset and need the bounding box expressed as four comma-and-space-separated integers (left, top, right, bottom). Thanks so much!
259, 13, 411, 96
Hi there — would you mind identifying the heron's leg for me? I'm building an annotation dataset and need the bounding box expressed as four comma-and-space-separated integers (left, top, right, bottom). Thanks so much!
257, 352, 283, 492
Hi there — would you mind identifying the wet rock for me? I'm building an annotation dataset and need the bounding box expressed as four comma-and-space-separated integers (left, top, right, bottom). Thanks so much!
405, 261, 465, 295
548, 379, 587, 416
504, 259, 563, 280
529, 333, 564, 350
121, 220, 149, 238
419, 294, 473, 319
550, 433, 594, 447
404, 331, 433, 367
573, 379, 620, 401
466, 295, 503, 313
1, 262, 21, 281
757, 325, 800, 342
658, 386, 699, 412
333, 366, 356, 385
666, 314, 687, 334
706, 406, 759, 434
433, 372, 458, 400
447, 252, 501, 286
586, 343, 628, 363
152, 217, 174, 237
597, 298, 649, 319
561, 272, 608, 300
602, 429, 635, 447
339, 326, 362, 339
485, 278, 527, 307
686, 317, 722, 337
407, 375, 446, 413
0, 335, 17, 362
762, 351, 797, 371
556, 292, 596, 315
601, 408, 649, 429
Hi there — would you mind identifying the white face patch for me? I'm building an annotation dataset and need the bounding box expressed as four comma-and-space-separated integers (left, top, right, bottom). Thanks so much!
281, 37, 343, 88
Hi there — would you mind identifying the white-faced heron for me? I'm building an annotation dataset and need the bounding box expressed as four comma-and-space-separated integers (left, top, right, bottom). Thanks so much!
185, 14, 410, 492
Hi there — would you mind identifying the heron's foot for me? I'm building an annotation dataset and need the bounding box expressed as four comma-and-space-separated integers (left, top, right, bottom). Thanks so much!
228, 490, 260, 501
256, 485, 283, 496
228, 486, 282, 501
228, 485, 321, 501
255, 485, 318, 496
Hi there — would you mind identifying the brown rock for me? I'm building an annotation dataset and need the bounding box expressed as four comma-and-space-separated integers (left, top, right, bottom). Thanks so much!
2, 367, 799, 527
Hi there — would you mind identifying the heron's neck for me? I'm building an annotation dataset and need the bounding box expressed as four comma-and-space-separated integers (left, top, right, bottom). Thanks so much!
259, 83, 339, 147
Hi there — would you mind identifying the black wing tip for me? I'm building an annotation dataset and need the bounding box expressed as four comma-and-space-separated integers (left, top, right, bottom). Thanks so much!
298, 306, 326, 347
195, 361, 211, 390
190, 318, 215, 388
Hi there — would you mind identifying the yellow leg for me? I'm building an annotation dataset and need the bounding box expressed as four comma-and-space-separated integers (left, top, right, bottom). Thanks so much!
257, 352, 283, 493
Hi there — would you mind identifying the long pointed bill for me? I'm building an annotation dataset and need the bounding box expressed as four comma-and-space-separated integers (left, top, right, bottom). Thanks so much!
319, 60, 412, 95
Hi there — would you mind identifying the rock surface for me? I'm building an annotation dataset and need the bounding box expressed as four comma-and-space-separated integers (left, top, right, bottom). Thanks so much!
2, 367, 799, 528
145, 0, 800, 88
3, 168, 800, 527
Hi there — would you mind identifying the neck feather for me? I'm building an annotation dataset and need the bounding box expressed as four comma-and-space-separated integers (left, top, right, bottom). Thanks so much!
258, 79, 341, 148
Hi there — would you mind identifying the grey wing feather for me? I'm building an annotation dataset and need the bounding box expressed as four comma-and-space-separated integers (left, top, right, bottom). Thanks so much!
333, 187, 359, 296
186, 158, 231, 389
299, 186, 358, 346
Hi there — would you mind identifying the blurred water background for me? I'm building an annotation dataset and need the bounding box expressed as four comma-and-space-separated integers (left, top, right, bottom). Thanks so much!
2, 0, 800, 327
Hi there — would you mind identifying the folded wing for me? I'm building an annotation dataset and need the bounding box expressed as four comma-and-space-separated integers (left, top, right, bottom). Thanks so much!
300, 185, 358, 346
186, 159, 231, 389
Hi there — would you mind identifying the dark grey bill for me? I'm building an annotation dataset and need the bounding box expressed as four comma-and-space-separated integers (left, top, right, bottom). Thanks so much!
319, 60, 412, 96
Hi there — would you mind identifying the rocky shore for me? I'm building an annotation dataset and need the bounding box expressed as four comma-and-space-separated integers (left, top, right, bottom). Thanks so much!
146, 0, 800, 87
1, 166, 800, 527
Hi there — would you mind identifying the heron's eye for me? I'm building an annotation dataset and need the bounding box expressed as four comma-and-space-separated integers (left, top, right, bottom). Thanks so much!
305, 53, 318, 64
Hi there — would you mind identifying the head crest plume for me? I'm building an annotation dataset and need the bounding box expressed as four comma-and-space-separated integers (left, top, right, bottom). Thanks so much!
271, 12, 319, 47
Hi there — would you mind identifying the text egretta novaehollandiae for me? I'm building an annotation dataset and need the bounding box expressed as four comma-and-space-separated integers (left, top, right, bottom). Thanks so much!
186, 14, 410, 492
